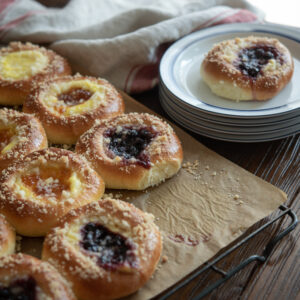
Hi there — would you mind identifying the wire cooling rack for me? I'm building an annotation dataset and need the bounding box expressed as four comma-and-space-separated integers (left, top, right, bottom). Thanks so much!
157, 204, 298, 300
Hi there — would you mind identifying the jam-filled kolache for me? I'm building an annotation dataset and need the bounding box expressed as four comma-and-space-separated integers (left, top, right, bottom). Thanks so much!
201, 36, 294, 101
42, 198, 162, 300
76, 112, 183, 190
0, 254, 75, 300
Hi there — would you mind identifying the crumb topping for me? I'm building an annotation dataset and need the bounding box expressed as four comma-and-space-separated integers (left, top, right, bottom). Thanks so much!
203, 36, 293, 87
40, 78, 107, 116
161, 255, 168, 263
0, 274, 37, 299
0, 50, 49, 81
0, 42, 68, 85
77, 112, 180, 173
0, 148, 102, 220
0, 213, 14, 252
0, 253, 74, 299
0, 108, 47, 164
44, 198, 160, 280
24, 74, 123, 132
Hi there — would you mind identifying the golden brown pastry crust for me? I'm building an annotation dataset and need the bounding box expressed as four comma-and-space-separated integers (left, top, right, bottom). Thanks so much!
42, 198, 162, 300
0, 214, 15, 257
0, 253, 76, 300
201, 36, 294, 101
23, 74, 125, 144
0, 108, 48, 172
76, 112, 183, 190
0, 147, 105, 237
0, 42, 71, 105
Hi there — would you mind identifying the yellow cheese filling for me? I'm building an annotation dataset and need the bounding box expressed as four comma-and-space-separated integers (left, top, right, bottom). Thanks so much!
0, 50, 49, 80
43, 80, 106, 116
12, 167, 82, 204
263, 58, 279, 72
0, 125, 18, 155
65, 222, 81, 245
1, 137, 18, 154
69, 171, 82, 195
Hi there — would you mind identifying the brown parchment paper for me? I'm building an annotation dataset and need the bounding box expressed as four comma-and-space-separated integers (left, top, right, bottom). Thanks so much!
21, 93, 287, 300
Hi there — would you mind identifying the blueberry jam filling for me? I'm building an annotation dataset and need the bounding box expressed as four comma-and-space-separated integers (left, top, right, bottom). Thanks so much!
104, 126, 157, 168
80, 222, 137, 270
58, 87, 93, 106
236, 45, 281, 78
0, 276, 36, 300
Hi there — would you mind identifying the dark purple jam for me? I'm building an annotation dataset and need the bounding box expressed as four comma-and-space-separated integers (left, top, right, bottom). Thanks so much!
58, 87, 93, 106
236, 45, 280, 78
80, 222, 137, 270
0, 276, 36, 300
104, 126, 156, 169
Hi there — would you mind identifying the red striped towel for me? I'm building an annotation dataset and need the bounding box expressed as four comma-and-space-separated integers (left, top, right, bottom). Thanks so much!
0, 0, 263, 94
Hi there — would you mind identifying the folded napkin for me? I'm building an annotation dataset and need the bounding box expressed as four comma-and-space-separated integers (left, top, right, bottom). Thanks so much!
0, 0, 263, 93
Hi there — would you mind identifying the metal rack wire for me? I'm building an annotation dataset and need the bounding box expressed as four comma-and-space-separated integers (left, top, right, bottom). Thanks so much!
158, 205, 298, 300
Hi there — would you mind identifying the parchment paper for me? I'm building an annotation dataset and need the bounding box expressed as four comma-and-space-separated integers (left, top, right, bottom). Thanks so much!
21, 93, 287, 299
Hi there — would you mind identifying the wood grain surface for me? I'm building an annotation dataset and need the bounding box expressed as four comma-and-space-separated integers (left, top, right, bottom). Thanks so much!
134, 87, 300, 300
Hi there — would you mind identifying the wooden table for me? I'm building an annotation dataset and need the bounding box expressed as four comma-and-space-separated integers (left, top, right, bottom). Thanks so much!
134, 87, 299, 300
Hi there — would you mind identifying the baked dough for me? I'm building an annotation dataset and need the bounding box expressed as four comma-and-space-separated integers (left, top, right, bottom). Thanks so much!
23, 74, 125, 144
200, 36, 294, 101
0, 108, 48, 172
76, 112, 183, 190
0, 214, 15, 257
42, 198, 162, 300
0, 253, 75, 299
0, 42, 71, 105
0, 147, 105, 236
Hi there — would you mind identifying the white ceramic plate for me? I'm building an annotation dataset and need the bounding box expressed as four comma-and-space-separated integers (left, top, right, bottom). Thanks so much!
160, 23, 300, 118
161, 100, 300, 142
159, 86, 300, 133
160, 81, 300, 126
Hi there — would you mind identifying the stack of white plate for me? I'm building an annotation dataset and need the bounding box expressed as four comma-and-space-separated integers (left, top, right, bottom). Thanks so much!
159, 23, 300, 142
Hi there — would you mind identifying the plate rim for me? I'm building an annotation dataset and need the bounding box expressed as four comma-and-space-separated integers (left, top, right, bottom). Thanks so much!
161, 96, 300, 136
161, 101, 299, 143
159, 81, 300, 125
159, 85, 300, 131
159, 23, 300, 118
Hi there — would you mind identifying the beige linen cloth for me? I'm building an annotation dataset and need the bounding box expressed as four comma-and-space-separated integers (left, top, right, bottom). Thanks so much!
0, 0, 263, 93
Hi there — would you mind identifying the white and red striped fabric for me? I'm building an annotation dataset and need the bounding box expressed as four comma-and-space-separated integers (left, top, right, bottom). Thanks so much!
0, 0, 264, 94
